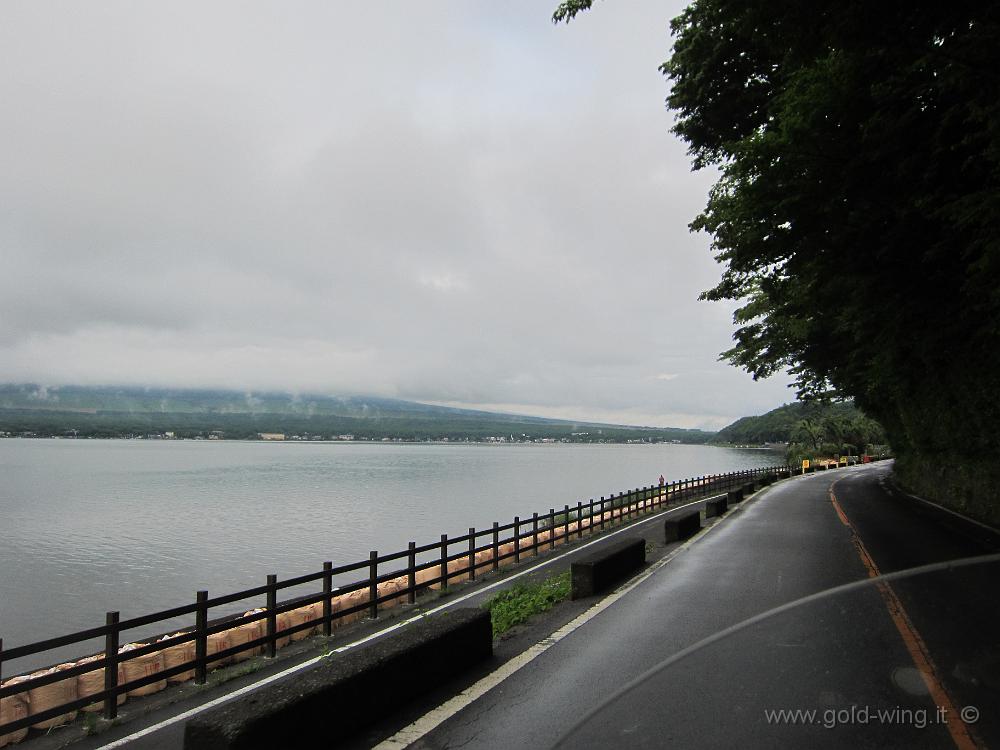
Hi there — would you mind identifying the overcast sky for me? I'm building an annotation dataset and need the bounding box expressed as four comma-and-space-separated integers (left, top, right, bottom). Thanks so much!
0, 1, 794, 430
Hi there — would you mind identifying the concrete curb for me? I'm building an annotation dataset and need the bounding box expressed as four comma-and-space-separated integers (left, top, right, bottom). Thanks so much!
664, 511, 701, 542
183, 608, 492, 750
570, 537, 646, 600
705, 496, 728, 519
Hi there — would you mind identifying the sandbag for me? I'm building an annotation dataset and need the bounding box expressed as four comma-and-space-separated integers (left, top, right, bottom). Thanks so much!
474, 548, 495, 574
287, 606, 315, 642
207, 631, 232, 669
376, 577, 407, 609
243, 608, 290, 649
274, 612, 292, 648
119, 644, 166, 697
496, 542, 516, 567
77, 654, 126, 713
224, 619, 262, 663
274, 611, 292, 648
27, 663, 77, 729
332, 588, 368, 625
446, 557, 471, 584
159, 633, 195, 684
414, 564, 441, 591
519, 533, 540, 557
309, 601, 329, 630
0, 676, 31, 746
325, 594, 355, 629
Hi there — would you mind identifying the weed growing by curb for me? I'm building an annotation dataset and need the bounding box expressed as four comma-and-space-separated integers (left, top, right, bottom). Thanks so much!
482, 572, 571, 637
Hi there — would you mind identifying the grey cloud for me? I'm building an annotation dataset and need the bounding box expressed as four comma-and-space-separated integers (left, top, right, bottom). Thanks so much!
0, 1, 793, 429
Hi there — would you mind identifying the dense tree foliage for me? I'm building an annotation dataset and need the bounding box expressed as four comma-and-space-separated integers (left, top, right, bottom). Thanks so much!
556, 1, 1000, 522
715, 401, 886, 454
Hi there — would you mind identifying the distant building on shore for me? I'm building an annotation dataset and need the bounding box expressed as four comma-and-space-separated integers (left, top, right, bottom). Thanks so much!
258, 432, 286, 441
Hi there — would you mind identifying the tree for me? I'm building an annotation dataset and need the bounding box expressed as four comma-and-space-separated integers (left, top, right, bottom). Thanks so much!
555, 1, 1000, 523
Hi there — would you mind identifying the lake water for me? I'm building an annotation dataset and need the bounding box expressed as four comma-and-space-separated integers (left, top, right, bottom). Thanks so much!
0, 439, 784, 671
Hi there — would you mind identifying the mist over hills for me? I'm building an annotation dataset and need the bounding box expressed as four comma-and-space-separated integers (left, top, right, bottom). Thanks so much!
0, 384, 715, 443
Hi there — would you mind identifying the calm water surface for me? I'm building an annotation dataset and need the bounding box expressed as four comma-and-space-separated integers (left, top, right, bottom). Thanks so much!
0, 439, 783, 670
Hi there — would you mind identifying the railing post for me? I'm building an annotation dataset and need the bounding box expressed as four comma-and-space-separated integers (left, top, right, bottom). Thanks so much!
588, 499, 594, 533
532, 513, 539, 554
600, 497, 606, 530
266, 574, 277, 658
564, 504, 570, 541
468, 528, 476, 580
0, 637, 3, 685
492, 522, 500, 570
408, 542, 417, 604
549, 509, 556, 549
440, 534, 449, 590
577, 501, 583, 538
369, 551, 379, 619
103, 612, 120, 720
322, 562, 333, 636
195, 590, 208, 685
514, 516, 521, 563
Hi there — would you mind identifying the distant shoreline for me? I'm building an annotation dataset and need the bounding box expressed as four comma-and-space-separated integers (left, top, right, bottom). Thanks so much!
0, 435, 736, 447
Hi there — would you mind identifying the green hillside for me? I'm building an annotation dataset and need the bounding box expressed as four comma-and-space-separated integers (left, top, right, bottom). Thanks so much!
0, 384, 715, 444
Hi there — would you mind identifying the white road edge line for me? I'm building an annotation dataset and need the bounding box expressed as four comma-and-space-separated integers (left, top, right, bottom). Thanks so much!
95, 486, 764, 749
374, 513, 738, 750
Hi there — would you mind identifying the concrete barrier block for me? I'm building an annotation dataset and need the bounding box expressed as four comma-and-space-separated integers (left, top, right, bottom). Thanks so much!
571, 537, 645, 600
726, 489, 743, 506
664, 510, 701, 542
742, 482, 756, 496
705, 496, 728, 518
184, 608, 492, 750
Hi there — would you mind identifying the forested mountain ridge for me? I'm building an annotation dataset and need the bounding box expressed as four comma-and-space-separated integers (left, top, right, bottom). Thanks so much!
0, 384, 714, 443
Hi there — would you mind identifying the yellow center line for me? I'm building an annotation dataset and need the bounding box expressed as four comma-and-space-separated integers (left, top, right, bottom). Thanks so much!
829, 479, 980, 750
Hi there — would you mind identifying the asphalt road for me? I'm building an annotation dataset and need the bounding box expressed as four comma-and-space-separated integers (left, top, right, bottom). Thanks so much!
398, 463, 1000, 749
57, 462, 999, 749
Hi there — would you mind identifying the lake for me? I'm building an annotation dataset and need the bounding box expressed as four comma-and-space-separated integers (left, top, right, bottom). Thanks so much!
0, 439, 784, 671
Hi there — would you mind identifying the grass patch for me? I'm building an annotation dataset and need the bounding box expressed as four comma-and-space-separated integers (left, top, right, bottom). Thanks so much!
81, 712, 98, 736
482, 572, 572, 637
